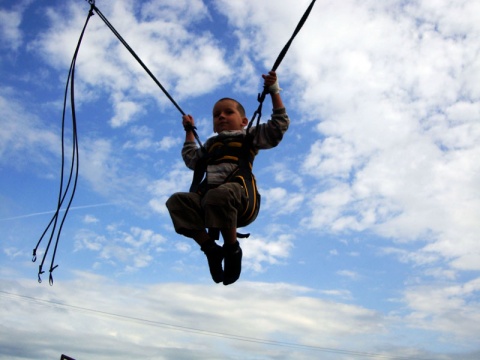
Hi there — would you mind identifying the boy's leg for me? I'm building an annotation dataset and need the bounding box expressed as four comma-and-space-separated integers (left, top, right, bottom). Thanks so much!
221, 228, 242, 286
190, 230, 210, 246
166, 193, 224, 283
201, 183, 246, 285
199, 234, 225, 284
201, 183, 245, 229
166, 192, 204, 236
220, 227, 237, 245
188, 229, 224, 284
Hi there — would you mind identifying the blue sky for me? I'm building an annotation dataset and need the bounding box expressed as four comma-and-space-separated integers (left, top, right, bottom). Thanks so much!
1, 0, 480, 359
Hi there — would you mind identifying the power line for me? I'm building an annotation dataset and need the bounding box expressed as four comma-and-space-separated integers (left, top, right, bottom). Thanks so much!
0, 290, 436, 360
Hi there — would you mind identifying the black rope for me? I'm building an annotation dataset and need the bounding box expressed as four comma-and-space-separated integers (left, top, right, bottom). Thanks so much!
90, 5, 186, 117
247, 0, 317, 133
271, 0, 317, 73
32, 6, 94, 285
89, 3, 204, 148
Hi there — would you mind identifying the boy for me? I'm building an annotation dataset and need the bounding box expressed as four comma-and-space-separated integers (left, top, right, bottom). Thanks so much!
166, 71, 289, 285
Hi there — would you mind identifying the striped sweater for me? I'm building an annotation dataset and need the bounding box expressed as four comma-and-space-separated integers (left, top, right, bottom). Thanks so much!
182, 109, 290, 186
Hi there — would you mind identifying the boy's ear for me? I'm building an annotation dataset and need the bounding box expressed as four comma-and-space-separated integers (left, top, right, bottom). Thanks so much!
241, 117, 249, 127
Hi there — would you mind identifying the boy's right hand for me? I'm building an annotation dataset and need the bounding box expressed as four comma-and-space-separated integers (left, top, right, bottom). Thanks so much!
182, 114, 195, 131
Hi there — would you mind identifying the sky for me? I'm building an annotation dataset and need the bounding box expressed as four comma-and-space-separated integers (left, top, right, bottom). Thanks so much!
1, 0, 479, 359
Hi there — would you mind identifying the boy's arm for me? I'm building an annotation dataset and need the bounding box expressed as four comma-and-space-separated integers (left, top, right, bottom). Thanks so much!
270, 92, 285, 112
262, 71, 285, 111
251, 71, 289, 150
181, 114, 201, 170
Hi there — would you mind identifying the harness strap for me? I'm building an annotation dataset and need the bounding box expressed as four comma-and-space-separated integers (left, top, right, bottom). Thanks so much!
209, 228, 250, 241
190, 132, 260, 229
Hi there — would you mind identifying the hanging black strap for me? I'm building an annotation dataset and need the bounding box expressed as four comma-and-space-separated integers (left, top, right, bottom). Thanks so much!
88, 1, 204, 148
89, 3, 184, 115
247, 0, 317, 134
32, 5, 94, 285
272, 0, 317, 73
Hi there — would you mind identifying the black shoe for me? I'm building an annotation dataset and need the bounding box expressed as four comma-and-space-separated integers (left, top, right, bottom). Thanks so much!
201, 240, 224, 283
223, 241, 242, 286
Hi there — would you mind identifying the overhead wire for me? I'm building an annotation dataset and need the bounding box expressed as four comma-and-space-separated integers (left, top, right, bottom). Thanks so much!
0, 290, 436, 360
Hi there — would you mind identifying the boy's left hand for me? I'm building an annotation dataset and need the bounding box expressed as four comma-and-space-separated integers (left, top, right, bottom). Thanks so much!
262, 71, 281, 94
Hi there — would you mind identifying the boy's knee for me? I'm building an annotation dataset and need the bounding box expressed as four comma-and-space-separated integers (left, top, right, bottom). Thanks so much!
165, 193, 179, 209
166, 192, 196, 210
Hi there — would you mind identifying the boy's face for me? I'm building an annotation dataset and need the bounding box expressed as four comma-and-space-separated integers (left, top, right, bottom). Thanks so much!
212, 99, 248, 133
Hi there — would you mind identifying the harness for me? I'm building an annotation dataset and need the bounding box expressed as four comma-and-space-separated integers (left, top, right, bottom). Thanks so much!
189, 132, 261, 230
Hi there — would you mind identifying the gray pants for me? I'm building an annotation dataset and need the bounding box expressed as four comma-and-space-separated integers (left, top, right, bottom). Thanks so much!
166, 182, 246, 237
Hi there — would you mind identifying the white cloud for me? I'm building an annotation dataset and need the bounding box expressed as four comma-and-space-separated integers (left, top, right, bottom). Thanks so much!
0, 276, 394, 360
122, 125, 181, 152
148, 161, 193, 215
261, 187, 304, 216
302, 138, 358, 180
74, 224, 167, 272
337, 269, 360, 280
403, 278, 480, 340
83, 214, 99, 224
33, 1, 232, 127
3, 247, 23, 259
174, 241, 192, 253
0, 3, 26, 51
264, 161, 304, 188
0, 88, 59, 173
4, 273, 478, 359
80, 137, 121, 194
157, 136, 181, 151
111, 96, 145, 128
243, 233, 294, 272
251, 0, 480, 274
139, 0, 210, 24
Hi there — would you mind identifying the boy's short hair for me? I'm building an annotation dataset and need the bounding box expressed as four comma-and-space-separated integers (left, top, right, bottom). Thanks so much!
216, 98, 246, 118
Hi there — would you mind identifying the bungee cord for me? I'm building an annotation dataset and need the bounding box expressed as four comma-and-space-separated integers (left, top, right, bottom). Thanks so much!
33, 0, 317, 284
32, 6, 94, 285
248, 0, 317, 134
88, 1, 205, 148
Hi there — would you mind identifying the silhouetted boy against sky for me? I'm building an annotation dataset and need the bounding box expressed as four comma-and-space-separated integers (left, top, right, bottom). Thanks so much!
166, 71, 289, 285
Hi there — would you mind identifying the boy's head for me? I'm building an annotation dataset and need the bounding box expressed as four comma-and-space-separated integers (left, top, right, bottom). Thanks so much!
212, 98, 248, 133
